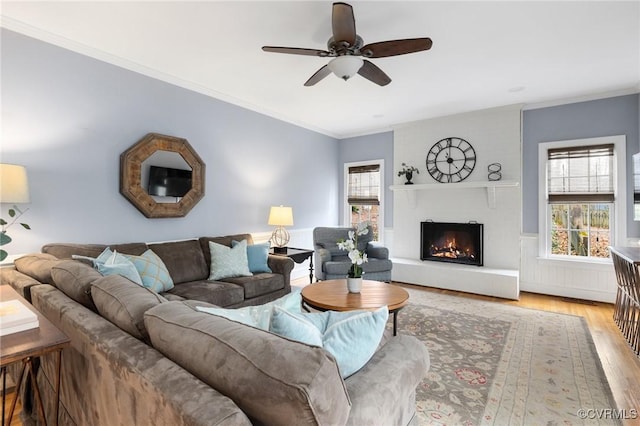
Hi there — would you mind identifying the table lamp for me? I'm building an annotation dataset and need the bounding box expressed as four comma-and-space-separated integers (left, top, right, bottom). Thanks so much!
268, 205, 293, 253
0, 164, 31, 262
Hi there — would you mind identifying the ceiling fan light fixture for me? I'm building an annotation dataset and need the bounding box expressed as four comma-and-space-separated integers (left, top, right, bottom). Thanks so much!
328, 55, 363, 81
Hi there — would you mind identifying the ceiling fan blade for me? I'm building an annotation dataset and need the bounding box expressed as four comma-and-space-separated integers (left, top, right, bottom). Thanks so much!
361, 38, 433, 58
262, 46, 330, 57
332, 2, 356, 47
357, 60, 391, 86
304, 65, 332, 86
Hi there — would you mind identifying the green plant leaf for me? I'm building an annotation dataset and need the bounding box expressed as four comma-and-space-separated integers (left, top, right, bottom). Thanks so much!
21, 223, 31, 230
0, 219, 6, 226
0, 250, 7, 262
0, 233, 12, 246
8, 209, 16, 218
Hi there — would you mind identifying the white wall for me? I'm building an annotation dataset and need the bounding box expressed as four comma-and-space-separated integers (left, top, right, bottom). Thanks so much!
391, 105, 522, 298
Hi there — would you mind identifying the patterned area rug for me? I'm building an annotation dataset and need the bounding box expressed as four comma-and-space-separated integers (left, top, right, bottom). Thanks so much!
389, 288, 619, 426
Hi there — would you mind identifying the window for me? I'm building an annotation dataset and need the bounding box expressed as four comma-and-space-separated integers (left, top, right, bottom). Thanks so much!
539, 136, 626, 261
345, 161, 383, 241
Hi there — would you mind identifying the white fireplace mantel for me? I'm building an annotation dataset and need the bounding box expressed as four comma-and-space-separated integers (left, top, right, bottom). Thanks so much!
389, 180, 519, 208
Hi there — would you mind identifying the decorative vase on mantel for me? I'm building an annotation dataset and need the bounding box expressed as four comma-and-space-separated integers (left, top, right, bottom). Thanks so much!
404, 171, 414, 185
347, 277, 363, 293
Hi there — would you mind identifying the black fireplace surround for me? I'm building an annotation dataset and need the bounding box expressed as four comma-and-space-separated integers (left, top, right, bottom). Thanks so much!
420, 221, 484, 266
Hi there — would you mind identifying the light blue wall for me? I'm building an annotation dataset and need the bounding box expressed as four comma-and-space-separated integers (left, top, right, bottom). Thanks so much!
522, 94, 640, 236
338, 132, 394, 227
1, 29, 340, 254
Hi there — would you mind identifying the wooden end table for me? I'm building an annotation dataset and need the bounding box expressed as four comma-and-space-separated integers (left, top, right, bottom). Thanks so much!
301, 280, 409, 336
269, 247, 314, 284
1, 285, 70, 426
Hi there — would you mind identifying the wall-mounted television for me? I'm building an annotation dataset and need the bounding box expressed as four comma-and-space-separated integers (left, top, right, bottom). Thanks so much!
147, 166, 192, 197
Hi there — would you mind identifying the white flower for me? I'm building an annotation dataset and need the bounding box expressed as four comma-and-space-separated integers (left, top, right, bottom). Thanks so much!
338, 223, 370, 273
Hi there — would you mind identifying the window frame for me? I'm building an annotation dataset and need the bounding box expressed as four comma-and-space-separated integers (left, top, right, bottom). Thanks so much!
343, 159, 384, 243
537, 135, 626, 263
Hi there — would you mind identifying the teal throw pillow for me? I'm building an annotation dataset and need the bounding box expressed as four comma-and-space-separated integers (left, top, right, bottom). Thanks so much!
196, 289, 302, 330
74, 247, 143, 286
269, 305, 389, 378
124, 250, 174, 293
208, 240, 252, 281
232, 240, 272, 274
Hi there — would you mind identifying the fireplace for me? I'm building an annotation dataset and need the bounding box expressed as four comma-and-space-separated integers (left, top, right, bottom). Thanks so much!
421, 221, 483, 266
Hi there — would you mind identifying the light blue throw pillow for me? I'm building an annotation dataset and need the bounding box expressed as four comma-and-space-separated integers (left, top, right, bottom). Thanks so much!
208, 240, 253, 280
124, 249, 174, 293
196, 289, 302, 330
232, 240, 272, 274
74, 247, 143, 286
269, 305, 389, 378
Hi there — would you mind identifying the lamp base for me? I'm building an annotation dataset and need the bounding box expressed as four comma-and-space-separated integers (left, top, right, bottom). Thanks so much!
273, 246, 288, 254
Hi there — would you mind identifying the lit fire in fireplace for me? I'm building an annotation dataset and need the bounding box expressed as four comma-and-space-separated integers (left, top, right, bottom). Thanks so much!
430, 236, 476, 260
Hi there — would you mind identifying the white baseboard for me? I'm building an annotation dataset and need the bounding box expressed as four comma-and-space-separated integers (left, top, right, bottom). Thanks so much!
519, 280, 616, 304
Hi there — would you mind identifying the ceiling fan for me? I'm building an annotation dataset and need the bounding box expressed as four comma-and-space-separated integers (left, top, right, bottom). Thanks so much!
262, 2, 433, 87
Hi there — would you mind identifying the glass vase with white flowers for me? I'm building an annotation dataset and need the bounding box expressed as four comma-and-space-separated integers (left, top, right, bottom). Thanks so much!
337, 222, 369, 279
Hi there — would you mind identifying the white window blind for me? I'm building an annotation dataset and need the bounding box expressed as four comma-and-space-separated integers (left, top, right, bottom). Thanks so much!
347, 165, 380, 206
547, 144, 614, 203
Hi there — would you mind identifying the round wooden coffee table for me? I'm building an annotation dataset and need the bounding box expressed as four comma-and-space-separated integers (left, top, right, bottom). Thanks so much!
301, 279, 409, 336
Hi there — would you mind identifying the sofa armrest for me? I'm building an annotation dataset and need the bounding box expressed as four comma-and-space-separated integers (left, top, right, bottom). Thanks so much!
344, 335, 429, 425
267, 255, 295, 290
366, 243, 389, 260
0, 268, 42, 302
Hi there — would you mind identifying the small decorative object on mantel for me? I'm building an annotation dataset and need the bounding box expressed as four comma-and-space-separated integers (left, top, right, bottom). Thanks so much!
337, 222, 369, 293
426, 137, 476, 183
397, 163, 419, 185
488, 163, 502, 181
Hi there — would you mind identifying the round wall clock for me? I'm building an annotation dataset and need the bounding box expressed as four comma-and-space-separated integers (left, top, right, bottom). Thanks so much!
426, 137, 476, 183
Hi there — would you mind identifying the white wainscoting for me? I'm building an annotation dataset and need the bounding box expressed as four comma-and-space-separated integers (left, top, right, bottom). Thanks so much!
520, 234, 617, 303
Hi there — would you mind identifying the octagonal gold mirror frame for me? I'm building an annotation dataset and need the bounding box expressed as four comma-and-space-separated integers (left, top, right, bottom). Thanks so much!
120, 133, 205, 218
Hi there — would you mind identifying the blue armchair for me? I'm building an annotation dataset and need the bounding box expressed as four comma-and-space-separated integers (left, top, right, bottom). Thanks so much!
313, 226, 392, 282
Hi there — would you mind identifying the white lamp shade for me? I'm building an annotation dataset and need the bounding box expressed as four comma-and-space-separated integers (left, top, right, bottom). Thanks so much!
328, 56, 364, 80
0, 164, 30, 203
268, 206, 294, 226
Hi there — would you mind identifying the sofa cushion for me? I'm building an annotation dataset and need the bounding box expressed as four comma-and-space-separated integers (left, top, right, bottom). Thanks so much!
42, 242, 148, 259
270, 305, 388, 378
14, 253, 61, 284
51, 260, 104, 311
199, 234, 253, 268
232, 240, 271, 273
165, 281, 244, 307
148, 239, 208, 284
208, 240, 252, 281
221, 273, 284, 299
91, 274, 167, 342
123, 250, 174, 292
144, 301, 351, 426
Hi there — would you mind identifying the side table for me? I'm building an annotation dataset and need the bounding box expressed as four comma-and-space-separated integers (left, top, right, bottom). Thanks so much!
1, 285, 70, 426
270, 247, 314, 284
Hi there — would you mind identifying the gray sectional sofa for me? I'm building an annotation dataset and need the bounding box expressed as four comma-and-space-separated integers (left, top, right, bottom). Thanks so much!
1, 234, 430, 425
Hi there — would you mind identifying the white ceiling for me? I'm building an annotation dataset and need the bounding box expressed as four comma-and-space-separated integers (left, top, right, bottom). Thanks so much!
1, 1, 639, 139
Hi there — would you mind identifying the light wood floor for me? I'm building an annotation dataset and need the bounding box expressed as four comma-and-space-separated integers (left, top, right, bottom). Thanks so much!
5, 281, 639, 425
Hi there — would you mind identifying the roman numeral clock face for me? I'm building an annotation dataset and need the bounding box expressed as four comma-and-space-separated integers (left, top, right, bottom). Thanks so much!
426, 137, 476, 183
